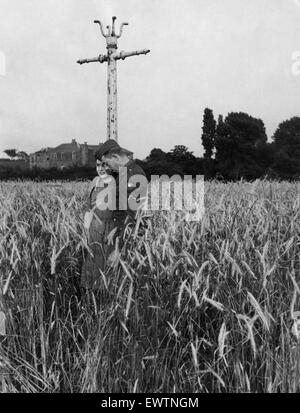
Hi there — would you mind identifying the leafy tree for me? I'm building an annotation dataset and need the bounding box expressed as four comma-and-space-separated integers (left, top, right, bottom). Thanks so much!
271, 117, 300, 178
167, 145, 195, 162
214, 115, 236, 178
166, 145, 199, 176
142, 145, 203, 178
226, 112, 267, 145
4, 149, 19, 159
201, 108, 216, 178
255, 141, 275, 178
215, 112, 268, 180
4, 149, 29, 161
146, 148, 168, 162
273, 116, 300, 146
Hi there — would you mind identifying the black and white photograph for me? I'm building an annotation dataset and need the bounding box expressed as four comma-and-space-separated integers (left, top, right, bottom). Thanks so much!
0, 0, 300, 397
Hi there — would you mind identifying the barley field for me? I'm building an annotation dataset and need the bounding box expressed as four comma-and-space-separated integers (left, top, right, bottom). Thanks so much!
0, 179, 299, 393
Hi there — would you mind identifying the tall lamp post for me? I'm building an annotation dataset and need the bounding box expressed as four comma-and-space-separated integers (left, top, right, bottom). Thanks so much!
77, 16, 150, 142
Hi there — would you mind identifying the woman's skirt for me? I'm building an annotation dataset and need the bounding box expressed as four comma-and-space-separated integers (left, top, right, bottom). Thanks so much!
81, 216, 112, 291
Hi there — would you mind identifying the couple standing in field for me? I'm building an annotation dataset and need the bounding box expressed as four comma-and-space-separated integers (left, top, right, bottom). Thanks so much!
80, 139, 148, 290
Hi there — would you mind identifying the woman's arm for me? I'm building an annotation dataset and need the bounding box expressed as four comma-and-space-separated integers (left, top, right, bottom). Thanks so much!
83, 177, 99, 211
82, 177, 99, 229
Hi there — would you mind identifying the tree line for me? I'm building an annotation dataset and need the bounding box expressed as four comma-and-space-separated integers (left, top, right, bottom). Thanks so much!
140, 110, 300, 181
1, 110, 299, 181
200, 109, 300, 180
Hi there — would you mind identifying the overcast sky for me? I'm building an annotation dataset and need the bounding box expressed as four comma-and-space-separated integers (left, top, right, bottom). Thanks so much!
0, 0, 300, 159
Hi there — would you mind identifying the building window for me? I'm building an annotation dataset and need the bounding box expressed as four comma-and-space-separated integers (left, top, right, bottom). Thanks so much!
53, 153, 57, 160
72, 151, 76, 161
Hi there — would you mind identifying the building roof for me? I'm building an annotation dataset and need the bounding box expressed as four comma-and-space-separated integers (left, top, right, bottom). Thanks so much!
34, 147, 55, 155
53, 142, 80, 151
30, 140, 102, 155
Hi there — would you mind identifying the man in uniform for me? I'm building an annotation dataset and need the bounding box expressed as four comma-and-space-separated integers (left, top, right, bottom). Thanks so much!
94, 139, 148, 264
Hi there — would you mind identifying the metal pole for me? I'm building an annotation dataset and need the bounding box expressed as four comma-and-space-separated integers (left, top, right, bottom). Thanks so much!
77, 17, 150, 143
106, 22, 118, 141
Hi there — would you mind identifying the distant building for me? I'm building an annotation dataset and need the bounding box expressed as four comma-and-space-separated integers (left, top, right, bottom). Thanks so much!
29, 139, 101, 170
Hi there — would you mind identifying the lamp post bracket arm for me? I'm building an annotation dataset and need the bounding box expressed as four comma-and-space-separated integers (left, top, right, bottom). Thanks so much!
114, 49, 150, 60
77, 54, 108, 65
94, 20, 108, 38
116, 22, 129, 38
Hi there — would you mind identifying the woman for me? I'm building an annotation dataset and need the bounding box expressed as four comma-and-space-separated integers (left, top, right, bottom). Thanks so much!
80, 156, 115, 291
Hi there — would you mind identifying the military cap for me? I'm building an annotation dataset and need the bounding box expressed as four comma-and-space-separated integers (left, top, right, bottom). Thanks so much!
95, 139, 133, 159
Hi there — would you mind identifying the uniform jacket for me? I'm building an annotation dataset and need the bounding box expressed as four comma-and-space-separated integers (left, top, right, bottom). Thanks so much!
111, 160, 148, 230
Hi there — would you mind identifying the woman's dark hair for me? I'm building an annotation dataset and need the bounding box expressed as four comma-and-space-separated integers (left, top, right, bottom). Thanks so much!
94, 149, 104, 160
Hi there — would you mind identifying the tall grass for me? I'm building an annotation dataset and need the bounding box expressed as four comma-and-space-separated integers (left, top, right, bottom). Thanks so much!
0, 179, 299, 392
